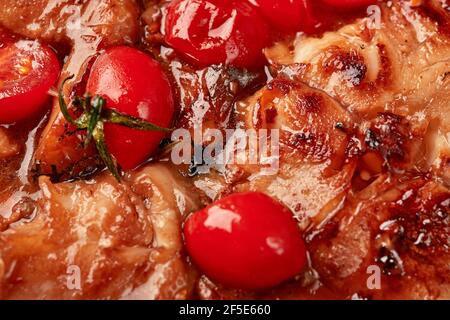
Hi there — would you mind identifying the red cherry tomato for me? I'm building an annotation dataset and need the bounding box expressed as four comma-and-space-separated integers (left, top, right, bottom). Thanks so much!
86, 46, 174, 170
0, 39, 60, 124
248, 0, 307, 32
301, 0, 321, 34
184, 192, 307, 290
0, 28, 13, 48
164, 0, 270, 68
321, 0, 377, 10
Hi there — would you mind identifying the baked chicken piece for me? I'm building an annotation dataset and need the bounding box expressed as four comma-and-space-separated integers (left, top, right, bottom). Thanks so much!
306, 175, 450, 300
0, 164, 199, 299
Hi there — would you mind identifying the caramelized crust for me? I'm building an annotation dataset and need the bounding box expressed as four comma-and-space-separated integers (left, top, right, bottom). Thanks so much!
307, 176, 450, 299
284, 0, 450, 118
0, 164, 199, 299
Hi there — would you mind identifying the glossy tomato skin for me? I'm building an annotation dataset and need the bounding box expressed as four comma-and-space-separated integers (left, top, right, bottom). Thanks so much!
321, 0, 377, 10
184, 192, 307, 290
164, 0, 270, 69
86, 46, 174, 170
0, 40, 60, 124
249, 0, 306, 32
0, 28, 13, 48
301, 0, 322, 34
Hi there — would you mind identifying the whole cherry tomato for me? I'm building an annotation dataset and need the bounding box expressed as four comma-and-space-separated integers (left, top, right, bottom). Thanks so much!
248, 0, 308, 32
0, 39, 60, 124
321, 0, 377, 10
86, 46, 174, 170
184, 192, 307, 290
164, 0, 270, 69
301, 0, 321, 34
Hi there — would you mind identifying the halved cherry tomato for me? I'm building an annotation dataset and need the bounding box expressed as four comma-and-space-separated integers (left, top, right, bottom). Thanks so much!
184, 192, 307, 290
248, 0, 308, 32
321, 0, 377, 10
86, 46, 174, 170
164, 0, 270, 69
0, 40, 60, 124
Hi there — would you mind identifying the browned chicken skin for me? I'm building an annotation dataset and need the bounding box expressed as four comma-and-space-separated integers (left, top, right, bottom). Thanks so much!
0, 0, 449, 300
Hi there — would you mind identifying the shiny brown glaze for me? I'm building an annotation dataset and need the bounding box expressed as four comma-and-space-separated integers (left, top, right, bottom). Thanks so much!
0, 0, 449, 299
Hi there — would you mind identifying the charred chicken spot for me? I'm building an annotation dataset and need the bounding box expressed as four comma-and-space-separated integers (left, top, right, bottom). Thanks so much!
440, 71, 450, 82
266, 79, 295, 95
251, 79, 354, 165
323, 48, 367, 87
377, 246, 404, 276
264, 106, 278, 124
402, 199, 449, 250
375, 217, 407, 276
364, 113, 411, 164
291, 132, 316, 143
287, 131, 331, 161
295, 92, 324, 114
388, 185, 450, 255
364, 129, 381, 149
